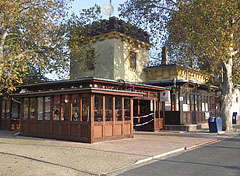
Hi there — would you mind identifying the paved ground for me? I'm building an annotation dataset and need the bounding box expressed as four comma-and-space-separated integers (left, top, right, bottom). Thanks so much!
0, 129, 239, 176
114, 135, 240, 176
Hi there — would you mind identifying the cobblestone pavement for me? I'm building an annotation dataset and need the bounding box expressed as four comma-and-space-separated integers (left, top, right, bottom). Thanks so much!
0, 130, 236, 176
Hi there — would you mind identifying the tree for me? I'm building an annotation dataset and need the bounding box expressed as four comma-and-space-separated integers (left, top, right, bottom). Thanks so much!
119, 0, 240, 131
0, 0, 71, 94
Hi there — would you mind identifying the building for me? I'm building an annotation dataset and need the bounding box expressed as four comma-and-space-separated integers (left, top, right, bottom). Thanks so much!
70, 17, 151, 83
0, 77, 168, 143
144, 48, 220, 130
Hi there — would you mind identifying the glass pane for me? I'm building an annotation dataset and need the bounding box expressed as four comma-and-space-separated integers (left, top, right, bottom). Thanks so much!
12, 100, 20, 119
30, 98, 35, 119
24, 98, 29, 120
124, 98, 130, 121
198, 96, 202, 112
105, 96, 113, 121
61, 95, 69, 121
82, 95, 89, 121
1, 100, 5, 118
94, 95, 103, 122
38, 97, 43, 120
53, 95, 60, 120
115, 97, 122, 121
5, 100, 10, 118
72, 95, 80, 121
130, 51, 136, 69
44, 97, 51, 120
191, 94, 194, 111
156, 100, 159, 118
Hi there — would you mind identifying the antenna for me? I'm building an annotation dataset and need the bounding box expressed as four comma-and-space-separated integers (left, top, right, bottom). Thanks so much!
102, 0, 114, 16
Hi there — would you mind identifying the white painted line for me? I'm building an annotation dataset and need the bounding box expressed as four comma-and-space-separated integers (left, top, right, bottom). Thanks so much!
135, 147, 185, 165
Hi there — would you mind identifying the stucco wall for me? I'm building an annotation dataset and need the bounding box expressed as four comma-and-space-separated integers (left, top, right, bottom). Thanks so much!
70, 38, 115, 79
113, 39, 149, 82
70, 37, 150, 82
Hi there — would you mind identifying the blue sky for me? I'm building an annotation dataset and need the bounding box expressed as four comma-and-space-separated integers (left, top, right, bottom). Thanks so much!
69, 0, 126, 18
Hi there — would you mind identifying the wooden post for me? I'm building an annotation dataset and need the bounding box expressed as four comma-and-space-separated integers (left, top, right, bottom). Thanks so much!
179, 87, 183, 125
112, 96, 115, 136
79, 95, 82, 122
68, 95, 72, 137
102, 96, 105, 139
20, 98, 24, 134
90, 94, 94, 143
122, 97, 124, 136
137, 99, 140, 124
130, 97, 133, 135
153, 99, 157, 131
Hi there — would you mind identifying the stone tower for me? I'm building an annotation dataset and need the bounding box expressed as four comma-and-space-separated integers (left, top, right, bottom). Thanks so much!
70, 17, 151, 82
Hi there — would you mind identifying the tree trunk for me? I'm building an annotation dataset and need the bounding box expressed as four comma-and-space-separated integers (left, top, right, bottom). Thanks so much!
221, 58, 233, 131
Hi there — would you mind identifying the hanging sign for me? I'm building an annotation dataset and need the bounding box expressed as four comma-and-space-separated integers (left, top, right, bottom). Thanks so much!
160, 91, 170, 102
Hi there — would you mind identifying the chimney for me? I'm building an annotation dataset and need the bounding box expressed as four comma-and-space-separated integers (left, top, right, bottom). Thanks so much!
161, 47, 168, 65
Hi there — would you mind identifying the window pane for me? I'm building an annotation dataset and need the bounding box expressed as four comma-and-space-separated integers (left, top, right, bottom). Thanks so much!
61, 95, 69, 121
30, 98, 35, 120
82, 95, 90, 122
86, 49, 95, 70
12, 100, 20, 119
198, 96, 202, 112
129, 51, 136, 69
94, 95, 103, 122
53, 95, 60, 120
38, 97, 43, 120
115, 97, 122, 121
24, 98, 29, 120
5, 100, 10, 118
124, 98, 130, 121
72, 95, 80, 121
44, 97, 51, 120
1, 100, 5, 118
105, 96, 113, 121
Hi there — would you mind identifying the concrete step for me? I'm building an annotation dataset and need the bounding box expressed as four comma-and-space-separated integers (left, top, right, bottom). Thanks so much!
164, 123, 209, 132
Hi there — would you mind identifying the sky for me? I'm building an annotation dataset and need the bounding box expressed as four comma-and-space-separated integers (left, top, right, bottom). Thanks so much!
69, 0, 126, 18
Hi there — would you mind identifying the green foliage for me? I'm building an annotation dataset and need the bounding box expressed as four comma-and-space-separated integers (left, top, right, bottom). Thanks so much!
119, 0, 240, 84
166, 0, 240, 83
0, 0, 72, 94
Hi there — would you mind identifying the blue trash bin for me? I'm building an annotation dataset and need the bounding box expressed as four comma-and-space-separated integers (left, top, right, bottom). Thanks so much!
208, 117, 217, 132
208, 117, 222, 133
215, 117, 222, 132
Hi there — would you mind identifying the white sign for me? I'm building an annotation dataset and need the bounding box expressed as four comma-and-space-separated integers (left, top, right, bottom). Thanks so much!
160, 91, 170, 102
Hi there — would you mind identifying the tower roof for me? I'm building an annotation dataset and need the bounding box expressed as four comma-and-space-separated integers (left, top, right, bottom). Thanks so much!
81, 17, 150, 44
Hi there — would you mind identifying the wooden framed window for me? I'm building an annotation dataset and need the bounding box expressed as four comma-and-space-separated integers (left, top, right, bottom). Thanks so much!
94, 95, 103, 122
82, 94, 90, 122
129, 51, 137, 69
72, 95, 80, 121
105, 95, 113, 121
115, 96, 122, 121
44, 96, 51, 120
12, 99, 20, 119
30, 98, 36, 120
53, 95, 60, 120
85, 49, 95, 71
23, 98, 29, 120
124, 98, 130, 121
61, 95, 70, 121
38, 97, 43, 120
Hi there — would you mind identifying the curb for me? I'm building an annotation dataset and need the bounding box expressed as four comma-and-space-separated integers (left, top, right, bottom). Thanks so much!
135, 139, 219, 165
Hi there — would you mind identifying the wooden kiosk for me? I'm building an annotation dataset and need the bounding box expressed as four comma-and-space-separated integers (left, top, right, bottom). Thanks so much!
1, 77, 168, 143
